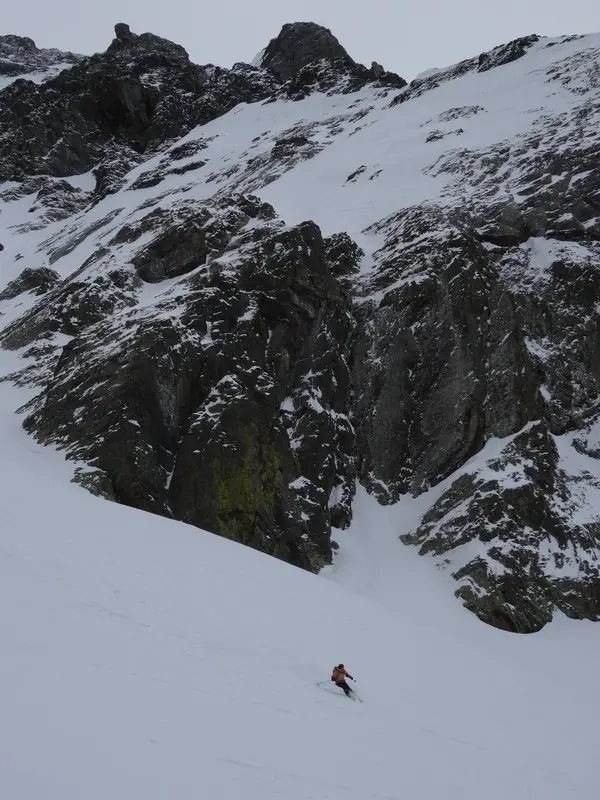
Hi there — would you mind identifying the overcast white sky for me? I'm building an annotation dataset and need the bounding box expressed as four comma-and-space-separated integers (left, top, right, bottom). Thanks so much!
4, 0, 599, 79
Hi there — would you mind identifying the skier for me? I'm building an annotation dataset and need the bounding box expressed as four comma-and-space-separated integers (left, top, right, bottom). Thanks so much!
331, 663, 355, 697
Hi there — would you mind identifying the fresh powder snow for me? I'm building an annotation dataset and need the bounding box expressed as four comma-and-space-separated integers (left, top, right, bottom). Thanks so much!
1, 348, 599, 799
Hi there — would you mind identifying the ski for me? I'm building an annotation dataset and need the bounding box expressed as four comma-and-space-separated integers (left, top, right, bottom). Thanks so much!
316, 681, 363, 702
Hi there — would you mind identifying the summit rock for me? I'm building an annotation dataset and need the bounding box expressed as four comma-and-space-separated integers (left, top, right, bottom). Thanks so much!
259, 21, 355, 80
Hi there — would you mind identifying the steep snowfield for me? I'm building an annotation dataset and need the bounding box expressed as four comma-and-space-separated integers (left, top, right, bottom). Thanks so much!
2, 34, 596, 277
3, 31, 600, 798
0, 62, 74, 92
1, 354, 599, 799
3, 31, 599, 319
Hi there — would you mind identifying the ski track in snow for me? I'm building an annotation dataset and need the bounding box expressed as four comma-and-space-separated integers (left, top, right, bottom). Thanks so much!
1, 32, 600, 799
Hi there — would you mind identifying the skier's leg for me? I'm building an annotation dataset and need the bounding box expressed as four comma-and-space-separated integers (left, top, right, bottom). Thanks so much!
337, 681, 352, 696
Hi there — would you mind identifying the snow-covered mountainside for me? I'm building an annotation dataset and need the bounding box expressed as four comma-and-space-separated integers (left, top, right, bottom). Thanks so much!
1, 371, 599, 799
0, 33, 81, 91
2, 21, 600, 632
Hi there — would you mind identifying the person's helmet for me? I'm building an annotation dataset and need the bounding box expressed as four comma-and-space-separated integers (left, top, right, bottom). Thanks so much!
338, 664, 344, 668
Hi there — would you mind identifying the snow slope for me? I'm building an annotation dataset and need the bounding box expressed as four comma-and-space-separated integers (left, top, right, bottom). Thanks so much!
2, 30, 600, 799
1, 355, 599, 799
4, 33, 598, 300
0, 61, 74, 92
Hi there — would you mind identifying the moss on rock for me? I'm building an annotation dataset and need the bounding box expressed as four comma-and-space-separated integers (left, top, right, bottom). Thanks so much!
212, 420, 282, 543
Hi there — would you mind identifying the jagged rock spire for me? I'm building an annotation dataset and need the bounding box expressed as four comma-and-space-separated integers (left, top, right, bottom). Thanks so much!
111, 23, 138, 46
259, 21, 355, 80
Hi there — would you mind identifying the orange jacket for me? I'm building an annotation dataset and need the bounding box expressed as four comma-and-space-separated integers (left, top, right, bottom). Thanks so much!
332, 666, 352, 683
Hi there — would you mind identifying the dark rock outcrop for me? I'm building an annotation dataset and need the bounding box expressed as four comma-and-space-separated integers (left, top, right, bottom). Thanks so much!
0, 24, 275, 181
0, 21, 401, 184
349, 39, 600, 626
403, 423, 600, 632
0, 34, 81, 79
353, 206, 544, 500
260, 21, 406, 96
0, 267, 60, 301
109, 23, 139, 49
1, 22, 600, 633
3, 195, 356, 570
260, 22, 356, 80
352, 190, 600, 630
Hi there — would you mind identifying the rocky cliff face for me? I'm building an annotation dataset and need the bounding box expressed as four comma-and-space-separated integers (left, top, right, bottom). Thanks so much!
0, 34, 81, 83
1, 21, 599, 632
